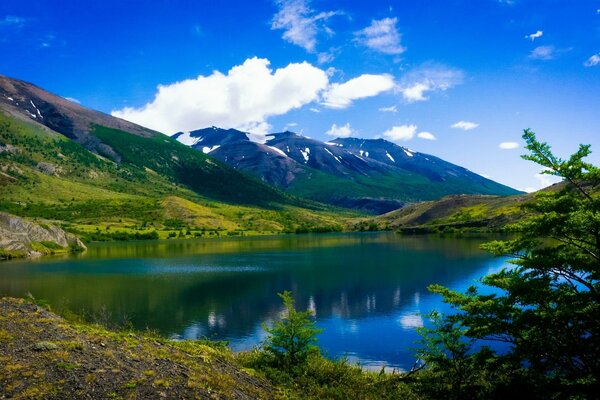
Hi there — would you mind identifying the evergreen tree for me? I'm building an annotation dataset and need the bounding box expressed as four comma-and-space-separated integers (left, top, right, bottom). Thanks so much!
263, 291, 322, 370
420, 129, 600, 398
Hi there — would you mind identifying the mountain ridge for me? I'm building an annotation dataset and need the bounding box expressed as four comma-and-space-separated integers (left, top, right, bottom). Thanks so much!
0, 75, 356, 242
173, 126, 522, 213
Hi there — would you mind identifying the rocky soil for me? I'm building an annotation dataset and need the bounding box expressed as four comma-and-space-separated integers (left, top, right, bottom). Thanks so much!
0, 297, 274, 399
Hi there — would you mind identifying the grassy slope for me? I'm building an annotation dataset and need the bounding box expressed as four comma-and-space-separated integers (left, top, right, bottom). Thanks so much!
0, 112, 359, 241
288, 168, 519, 203
271, 152, 518, 204
361, 193, 535, 233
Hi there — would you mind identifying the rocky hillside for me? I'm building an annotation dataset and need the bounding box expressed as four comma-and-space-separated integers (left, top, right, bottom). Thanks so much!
0, 212, 85, 259
174, 127, 521, 214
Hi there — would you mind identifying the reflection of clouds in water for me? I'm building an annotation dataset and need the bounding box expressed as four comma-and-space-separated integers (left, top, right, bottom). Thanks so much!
398, 313, 424, 330
335, 318, 359, 336
208, 311, 226, 328
308, 295, 316, 314
414, 291, 420, 306
366, 294, 376, 312
393, 288, 401, 307
346, 320, 359, 333
177, 322, 206, 339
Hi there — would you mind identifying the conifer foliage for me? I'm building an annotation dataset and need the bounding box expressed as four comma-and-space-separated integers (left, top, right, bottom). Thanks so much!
420, 129, 600, 398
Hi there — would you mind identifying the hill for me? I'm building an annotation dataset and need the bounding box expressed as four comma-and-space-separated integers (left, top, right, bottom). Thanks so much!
0, 75, 356, 241
173, 127, 521, 214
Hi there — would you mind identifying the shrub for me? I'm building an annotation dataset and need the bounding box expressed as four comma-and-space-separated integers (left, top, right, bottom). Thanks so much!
263, 291, 322, 370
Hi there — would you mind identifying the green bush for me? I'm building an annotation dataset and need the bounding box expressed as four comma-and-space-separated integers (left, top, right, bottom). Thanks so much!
263, 291, 322, 371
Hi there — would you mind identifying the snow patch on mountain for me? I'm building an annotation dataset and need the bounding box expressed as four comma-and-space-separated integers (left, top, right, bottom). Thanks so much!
202, 145, 220, 154
324, 148, 342, 163
300, 147, 310, 162
267, 146, 288, 157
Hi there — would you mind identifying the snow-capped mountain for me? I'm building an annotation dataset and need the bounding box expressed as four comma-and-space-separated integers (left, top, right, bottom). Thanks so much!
173, 127, 521, 214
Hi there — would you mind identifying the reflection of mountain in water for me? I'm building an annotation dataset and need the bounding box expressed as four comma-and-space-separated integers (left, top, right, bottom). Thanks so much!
0, 233, 500, 343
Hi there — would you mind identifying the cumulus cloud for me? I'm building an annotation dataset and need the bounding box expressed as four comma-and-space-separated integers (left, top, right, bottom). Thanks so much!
397, 64, 464, 102
451, 121, 479, 130
525, 30, 543, 41
523, 170, 561, 192
417, 131, 436, 140
534, 171, 561, 188
326, 123, 355, 138
499, 141, 519, 149
322, 73, 395, 109
529, 45, 556, 60
271, 0, 339, 52
112, 57, 328, 139
382, 125, 417, 142
584, 53, 600, 67
378, 105, 397, 113
354, 17, 405, 55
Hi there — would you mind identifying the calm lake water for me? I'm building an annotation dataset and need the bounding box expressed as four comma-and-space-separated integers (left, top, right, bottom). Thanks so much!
0, 232, 508, 370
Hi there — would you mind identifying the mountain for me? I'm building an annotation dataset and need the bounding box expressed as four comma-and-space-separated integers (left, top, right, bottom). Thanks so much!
0, 75, 354, 240
173, 127, 522, 214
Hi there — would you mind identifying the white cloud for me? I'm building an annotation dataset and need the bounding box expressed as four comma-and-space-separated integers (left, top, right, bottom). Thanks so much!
451, 121, 479, 130
271, 0, 338, 52
417, 131, 436, 140
309, 107, 320, 113
354, 17, 405, 55
525, 30, 543, 41
378, 105, 397, 113
533, 171, 561, 190
382, 125, 417, 142
112, 57, 329, 139
584, 53, 600, 67
326, 123, 355, 138
499, 141, 519, 149
317, 51, 335, 64
397, 65, 464, 102
322, 73, 395, 109
529, 45, 556, 60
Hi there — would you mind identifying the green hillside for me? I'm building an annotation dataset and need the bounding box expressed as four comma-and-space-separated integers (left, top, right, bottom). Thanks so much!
0, 111, 357, 241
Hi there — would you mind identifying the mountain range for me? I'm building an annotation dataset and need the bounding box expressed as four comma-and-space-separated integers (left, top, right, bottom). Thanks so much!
0, 74, 351, 241
173, 127, 521, 213
0, 73, 523, 248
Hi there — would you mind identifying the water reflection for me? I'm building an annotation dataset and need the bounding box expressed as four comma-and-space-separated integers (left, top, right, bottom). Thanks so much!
0, 232, 508, 369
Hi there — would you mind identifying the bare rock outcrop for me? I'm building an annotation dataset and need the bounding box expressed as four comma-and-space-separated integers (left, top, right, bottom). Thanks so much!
0, 212, 86, 259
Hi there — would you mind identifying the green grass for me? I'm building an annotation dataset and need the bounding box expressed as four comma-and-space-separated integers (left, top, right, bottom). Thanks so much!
0, 111, 362, 241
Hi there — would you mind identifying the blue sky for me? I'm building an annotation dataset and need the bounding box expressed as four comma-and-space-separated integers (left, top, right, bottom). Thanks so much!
1, 0, 599, 191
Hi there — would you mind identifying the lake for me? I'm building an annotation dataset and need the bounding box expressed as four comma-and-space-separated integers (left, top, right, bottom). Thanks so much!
0, 232, 508, 370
